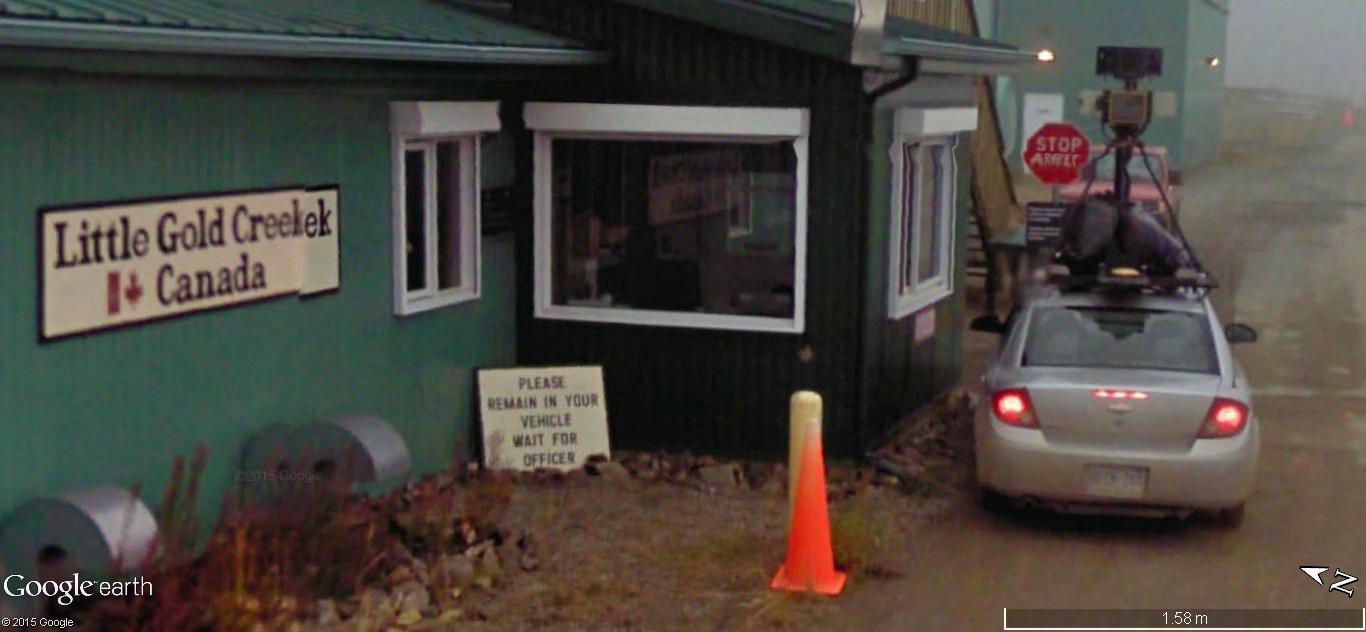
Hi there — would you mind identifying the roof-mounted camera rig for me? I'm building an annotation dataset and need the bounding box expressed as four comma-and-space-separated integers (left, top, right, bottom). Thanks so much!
1046, 46, 1215, 296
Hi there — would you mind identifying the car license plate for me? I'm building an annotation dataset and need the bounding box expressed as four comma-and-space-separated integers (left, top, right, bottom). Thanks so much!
1084, 465, 1148, 498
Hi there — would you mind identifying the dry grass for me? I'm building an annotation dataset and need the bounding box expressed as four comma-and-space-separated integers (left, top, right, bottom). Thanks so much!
452, 473, 945, 631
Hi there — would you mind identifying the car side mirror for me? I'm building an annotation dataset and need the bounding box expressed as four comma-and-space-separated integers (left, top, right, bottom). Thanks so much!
1225, 323, 1258, 344
971, 314, 1007, 334
1169, 170, 1183, 186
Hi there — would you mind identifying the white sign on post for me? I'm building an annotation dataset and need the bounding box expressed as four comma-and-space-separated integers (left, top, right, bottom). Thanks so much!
477, 366, 611, 471
39, 185, 340, 340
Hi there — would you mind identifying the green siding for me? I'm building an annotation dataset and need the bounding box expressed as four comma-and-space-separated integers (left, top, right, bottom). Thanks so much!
859, 75, 976, 446
0, 72, 516, 520
513, 0, 874, 458
1182, 0, 1228, 167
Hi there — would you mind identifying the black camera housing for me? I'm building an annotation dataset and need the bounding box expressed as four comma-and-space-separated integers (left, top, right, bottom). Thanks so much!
1096, 46, 1163, 80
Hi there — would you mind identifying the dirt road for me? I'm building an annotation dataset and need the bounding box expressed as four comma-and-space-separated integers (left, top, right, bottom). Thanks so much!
839, 128, 1366, 630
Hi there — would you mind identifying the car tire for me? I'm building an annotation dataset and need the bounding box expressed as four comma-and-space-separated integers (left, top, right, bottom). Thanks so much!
1215, 504, 1246, 529
980, 488, 1012, 514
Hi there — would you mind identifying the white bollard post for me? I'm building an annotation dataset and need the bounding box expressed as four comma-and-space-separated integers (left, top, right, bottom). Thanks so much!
788, 391, 822, 526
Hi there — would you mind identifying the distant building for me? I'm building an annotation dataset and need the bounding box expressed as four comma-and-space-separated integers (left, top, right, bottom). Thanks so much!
985, 0, 1230, 169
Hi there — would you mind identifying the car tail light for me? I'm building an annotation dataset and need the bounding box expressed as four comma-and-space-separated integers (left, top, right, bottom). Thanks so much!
1199, 398, 1248, 438
991, 388, 1038, 428
1094, 389, 1150, 400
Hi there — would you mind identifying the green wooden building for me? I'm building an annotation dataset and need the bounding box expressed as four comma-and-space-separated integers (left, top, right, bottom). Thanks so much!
0, 0, 1025, 529
504, 0, 1029, 457
0, 0, 603, 522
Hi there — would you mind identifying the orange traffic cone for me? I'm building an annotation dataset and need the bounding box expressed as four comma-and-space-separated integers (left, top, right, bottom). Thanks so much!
770, 418, 847, 595
1343, 107, 1355, 128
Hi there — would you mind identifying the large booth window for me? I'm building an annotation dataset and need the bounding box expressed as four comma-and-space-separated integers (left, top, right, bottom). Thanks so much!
390, 102, 501, 316
886, 106, 976, 320
526, 103, 809, 334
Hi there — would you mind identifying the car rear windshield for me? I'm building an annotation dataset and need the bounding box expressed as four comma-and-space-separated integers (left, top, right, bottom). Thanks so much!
1023, 307, 1219, 374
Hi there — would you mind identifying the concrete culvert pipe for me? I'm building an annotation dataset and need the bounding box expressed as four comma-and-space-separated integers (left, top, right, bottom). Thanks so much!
0, 485, 158, 615
292, 414, 411, 486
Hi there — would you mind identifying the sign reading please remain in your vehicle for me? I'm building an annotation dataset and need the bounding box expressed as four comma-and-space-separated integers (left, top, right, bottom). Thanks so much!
39, 186, 339, 340
477, 366, 611, 472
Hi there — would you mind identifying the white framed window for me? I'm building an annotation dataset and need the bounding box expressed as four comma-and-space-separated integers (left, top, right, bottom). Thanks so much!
525, 103, 810, 334
887, 107, 974, 320
391, 102, 500, 316
888, 139, 956, 319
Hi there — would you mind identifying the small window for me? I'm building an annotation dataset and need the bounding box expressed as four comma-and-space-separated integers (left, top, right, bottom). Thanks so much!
398, 137, 478, 312
391, 102, 498, 316
888, 137, 956, 319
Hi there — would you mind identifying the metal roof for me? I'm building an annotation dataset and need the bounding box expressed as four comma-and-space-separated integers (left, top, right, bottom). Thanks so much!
883, 17, 1033, 64
608, 0, 1029, 65
0, 0, 605, 65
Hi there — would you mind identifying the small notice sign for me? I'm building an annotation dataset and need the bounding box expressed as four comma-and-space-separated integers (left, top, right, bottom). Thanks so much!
477, 366, 610, 471
914, 307, 936, 344
1026, 202, 1070, 248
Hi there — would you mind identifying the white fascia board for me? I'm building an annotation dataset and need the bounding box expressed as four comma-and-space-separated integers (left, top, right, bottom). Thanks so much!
895, 107, 978, 137
392, 101, 501, 136
524, 102, 809, 138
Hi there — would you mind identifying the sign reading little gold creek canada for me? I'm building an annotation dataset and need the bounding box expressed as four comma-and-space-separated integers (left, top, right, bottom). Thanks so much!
477, 366, 610, 471
40, 186, 339, 340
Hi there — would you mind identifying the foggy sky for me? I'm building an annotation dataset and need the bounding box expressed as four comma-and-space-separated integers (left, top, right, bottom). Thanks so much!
1227, 0, 1366, 98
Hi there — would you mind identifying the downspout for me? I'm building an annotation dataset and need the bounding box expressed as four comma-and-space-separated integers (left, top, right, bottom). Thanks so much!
849, 0, 889, 67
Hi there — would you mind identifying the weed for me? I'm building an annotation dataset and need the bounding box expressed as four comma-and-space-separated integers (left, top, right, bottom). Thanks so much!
830, 491, 903, 578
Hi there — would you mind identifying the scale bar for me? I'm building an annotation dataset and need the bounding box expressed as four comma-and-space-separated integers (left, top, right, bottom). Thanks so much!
1004, 608, 1366, 630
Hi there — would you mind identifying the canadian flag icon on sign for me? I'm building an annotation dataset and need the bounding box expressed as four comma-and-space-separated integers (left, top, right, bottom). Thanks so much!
107, 272, 121, 315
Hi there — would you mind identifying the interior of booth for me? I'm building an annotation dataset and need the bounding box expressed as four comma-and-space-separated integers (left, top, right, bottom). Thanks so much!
550, 138, 799, 318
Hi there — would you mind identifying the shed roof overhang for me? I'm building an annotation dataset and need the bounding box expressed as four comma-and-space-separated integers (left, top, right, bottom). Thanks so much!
607, 0, 1029, 73
882, 18, 1034, 75
0, 0, 606, 66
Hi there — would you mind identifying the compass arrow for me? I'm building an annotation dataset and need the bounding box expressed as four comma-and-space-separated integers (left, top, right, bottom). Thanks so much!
1302, 566, 1330, 586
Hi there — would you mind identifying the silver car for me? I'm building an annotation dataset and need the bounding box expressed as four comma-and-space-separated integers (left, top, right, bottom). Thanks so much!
970, 288, 1260, 527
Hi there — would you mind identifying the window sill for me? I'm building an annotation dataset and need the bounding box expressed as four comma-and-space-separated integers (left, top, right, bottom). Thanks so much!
535, 303, 804, 334
888, 284, 952, 321
395, 288, 479, 317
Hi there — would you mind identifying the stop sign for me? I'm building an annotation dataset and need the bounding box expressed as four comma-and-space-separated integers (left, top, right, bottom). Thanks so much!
1024, 123, 1090, 185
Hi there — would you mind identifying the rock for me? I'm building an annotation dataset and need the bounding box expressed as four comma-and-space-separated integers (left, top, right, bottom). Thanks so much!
388, 565, 416, 587
564, 467, 589, 482
359, 588, 394, 619
759, 475, 784, 497
698, 464, 738, 489
697, 455, 718, 467
389, 543, 417, 564
478, 544, 502, 581
438, 554, 476, 586
741, 462, 770, 490
316, 599, 340, 626
586, 461, 630, 479
411, 558, 431, 585
497, 541, 521, 576
392, 581, 431, 614
518, 532, 541, 572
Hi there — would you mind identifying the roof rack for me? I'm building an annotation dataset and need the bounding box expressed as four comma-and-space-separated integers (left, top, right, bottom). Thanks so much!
1043, 264, 1218, 293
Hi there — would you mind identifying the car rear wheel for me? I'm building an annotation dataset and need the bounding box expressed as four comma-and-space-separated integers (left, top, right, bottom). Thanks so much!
1214, 504, 1246, 528
980, 488, 1013, 514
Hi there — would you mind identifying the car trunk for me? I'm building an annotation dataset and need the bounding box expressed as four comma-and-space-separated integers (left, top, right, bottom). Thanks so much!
1024, 368, 1220, 454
